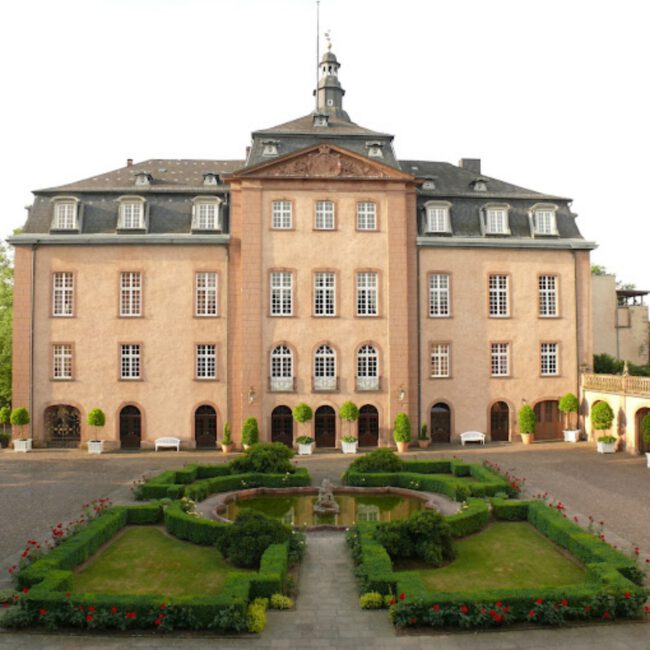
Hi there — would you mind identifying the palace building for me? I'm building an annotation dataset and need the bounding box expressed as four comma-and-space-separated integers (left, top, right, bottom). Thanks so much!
10, 45, 595, 449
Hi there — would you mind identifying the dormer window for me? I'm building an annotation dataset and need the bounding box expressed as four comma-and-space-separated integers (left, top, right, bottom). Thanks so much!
472, 179, 488, 192
483, 205, 510, 235
262, 140, 279, 156
51, 198, 79, 230
118, 197, 146, 230
366, 141, 384, 158
422, 178, 436, 190
134, 172, 151, 186
192, 197, 222, 231
424, 201, 451, 234
202, 173, 220, 186
531, 204, 558, 235
313, 113, 329, 127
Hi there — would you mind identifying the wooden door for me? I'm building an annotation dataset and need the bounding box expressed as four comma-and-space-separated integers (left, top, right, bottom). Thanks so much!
534, 400, 562, 440
119, 406, 141, 449
195, 405, 217, 448
358, 405, 379, 447
490, 401, 510, 441
315, 406, 336, 447
430, 403, 451, 443
271, 406, 293, 447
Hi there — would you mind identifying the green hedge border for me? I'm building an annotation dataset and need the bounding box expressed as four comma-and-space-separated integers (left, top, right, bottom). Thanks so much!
348, 498, 647, 628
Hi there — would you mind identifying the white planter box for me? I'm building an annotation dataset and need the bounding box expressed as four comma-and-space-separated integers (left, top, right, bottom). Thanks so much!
88, 441, 104, 455
341, 440, 358, 454
298, 443, 314, 456
14, 439, 32, 453
563, 430, 580, 443
597, 441, 616, 454
646, 453, 650, 468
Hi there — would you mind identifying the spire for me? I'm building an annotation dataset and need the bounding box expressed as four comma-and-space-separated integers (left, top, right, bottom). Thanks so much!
314, 35, 350, 121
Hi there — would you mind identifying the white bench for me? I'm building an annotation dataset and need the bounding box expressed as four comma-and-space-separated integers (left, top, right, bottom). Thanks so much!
154, 437, 181, 452
460, 431, 486, 446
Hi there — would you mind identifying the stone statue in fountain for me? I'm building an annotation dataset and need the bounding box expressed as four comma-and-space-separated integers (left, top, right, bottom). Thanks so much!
313, 478, 340, 515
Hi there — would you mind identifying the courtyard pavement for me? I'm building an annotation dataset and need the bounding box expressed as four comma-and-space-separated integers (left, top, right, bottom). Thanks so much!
0, 441, 648, 648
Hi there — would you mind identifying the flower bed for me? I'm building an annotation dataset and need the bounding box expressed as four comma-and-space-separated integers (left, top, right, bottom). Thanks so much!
347, 499, 647, 629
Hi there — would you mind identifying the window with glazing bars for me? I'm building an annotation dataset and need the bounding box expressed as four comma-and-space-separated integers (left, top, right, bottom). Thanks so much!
429, 274, 450, 316
356, 272, 378, 316
120, 202, 144, 229
120, 344, 141, 379
357, 202, 376, 230
196, 272, 217, 316
120, 272, 142, 317
270, 272, 293, 315
196, 344, 216, 379
491, 343, 509, 376
271, 346, 293, 377
314, 345, 336, 377
52, 344, 72, 379
430, 344, 450, 377
488, 275, 509, 317
314, 272, 335, 316
315, 201, 335, 229
53, 202, 77, 229
357, 345, 378, 377
538, 275, 557, 317
541, 343, 558, 375
52, 272, 74, 316
272, 200, 292, 229
196, 202, 219, 230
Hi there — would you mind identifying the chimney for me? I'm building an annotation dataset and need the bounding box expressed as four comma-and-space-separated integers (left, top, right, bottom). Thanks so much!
126, 158, 133, 167
459, 158, 481, 174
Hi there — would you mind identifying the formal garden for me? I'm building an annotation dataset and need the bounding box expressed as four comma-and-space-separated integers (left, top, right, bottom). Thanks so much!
0, 442, 648, 635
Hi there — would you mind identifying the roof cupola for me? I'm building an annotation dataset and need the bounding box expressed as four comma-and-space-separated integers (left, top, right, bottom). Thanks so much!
315, 34, 350, 121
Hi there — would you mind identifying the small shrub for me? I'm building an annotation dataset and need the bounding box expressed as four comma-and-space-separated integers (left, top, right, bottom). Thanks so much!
393, 413, 412, 443
591, 402, 614, 431
223, 422, 232, 445
340, 401, 360, 438
292, 403, 313, 425
0, 431, 10, 448
269, 594, 293, 609
418, 423, 428, 440
241, 417, 260, 446
10, 407, 30, 438
246, 598, 268, 633
518, 404, 536, 434
360, 592, 385, 609
87, 408, 106, 440
296, 435, 313, 445
229, 443, 295, 475
345, 448, 403, 477
218, 511, 291, 568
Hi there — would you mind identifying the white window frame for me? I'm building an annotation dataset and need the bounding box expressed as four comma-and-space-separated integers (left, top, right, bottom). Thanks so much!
541, 342, 559, 376
356, 202, 377, 231
314, 344, 336, 390
484, 206, 510, 235
118, 198, 145, 229
356, 272, 378, 316
491, 343, 510, 377
196, 344, 217, 379
356, 344, 379, 390
52, 344, 72, 380
52, 199, 79, 230
531, 204, 558, 236
52, 272, 74, 317
488, 274, 509, 317
429, 274, 450, 317
272, 200, 293, 230
424, 202, 451, 234
195, 272, 218, 317
314, 272, 336, 317
315, 200, 335, 230
538, 275, 558, 317
120, 272, 142, 317
120, 344, 141, 380
192, 198, 222, 231
430, 343, 450, 378
270, 345, 293, 391
270, 272, 293, 316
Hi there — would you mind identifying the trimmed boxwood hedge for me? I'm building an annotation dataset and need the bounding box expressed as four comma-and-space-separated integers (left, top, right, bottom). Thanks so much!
445, 499, 490, 538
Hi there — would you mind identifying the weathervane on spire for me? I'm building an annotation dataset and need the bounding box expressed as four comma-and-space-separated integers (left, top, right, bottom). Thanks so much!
325, 30, 332, 50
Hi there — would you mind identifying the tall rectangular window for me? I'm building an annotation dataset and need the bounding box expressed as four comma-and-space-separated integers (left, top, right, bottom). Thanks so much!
357, 202, 377, 230
538, 275, 558, 317
534, 210, 556, 235
314, 272, 336, 316
196, 344, 216, 379
356, 272, 378, 316
491, 343, 510, 377
488, 275, 509, 317
195, 202, 219, 230
120, 344, 141, 379
196, 272, 218, 316
270, 272, 293, 316
541, 343, 559, 376
485, 208, 508, 234
52, 272, 74, 317
53, 202, 77, 229
315, 200, 335, 230
430, 344, 450, 378
429, 274, 450, 317
119, 202, 144, 229
426, 206, 450, 233
52, 344, 72, 379
272, 200, 292, 229
120, 272, 142, 317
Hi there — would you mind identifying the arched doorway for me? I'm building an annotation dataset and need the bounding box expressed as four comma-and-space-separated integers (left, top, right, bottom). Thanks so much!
358, 405, 379, 447
635, 407, 650, 453
490, 401, 510, 442
431, 403, 451, 443
195, 405, 217, 449
534, 400, 562, 440
271, 405, 293, 447
119, 405, 141, 449
315, 405, 336, 447
45, 405, 81, 448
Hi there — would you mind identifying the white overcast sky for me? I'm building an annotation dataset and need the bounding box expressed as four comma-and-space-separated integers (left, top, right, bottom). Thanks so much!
1, 0, 648, 288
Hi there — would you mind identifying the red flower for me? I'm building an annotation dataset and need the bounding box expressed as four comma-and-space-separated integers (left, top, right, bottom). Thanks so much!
495, 601, 502, 607
560, 599, 568, 607
88, 606, 95, 612
65, 592, 71, 599
408, 617, 417, 625
643, 606, 650, 614
459, 605, 469, 615
39, 608, 47, 616
535, 598, 543, 604
584, 605, 592, 612
86, 614, 93, 622
389, 597, 396, 605
78, 605, 84, 611
528, 610, 536, 618
2, 603, 9, 609
399, 592, 405, 600
154, 619, 162, 626
624, 592, 631, 599
111, 607, 118, 614
160, 603, 166, 610
431, 604, 440, 612
22, 588, 29, 594
602, 611, 610, 619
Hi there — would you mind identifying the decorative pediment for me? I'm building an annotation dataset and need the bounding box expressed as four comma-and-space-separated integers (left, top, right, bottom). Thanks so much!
232, 144, 413, 181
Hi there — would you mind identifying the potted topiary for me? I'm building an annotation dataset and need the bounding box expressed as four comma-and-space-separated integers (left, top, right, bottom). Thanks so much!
0, 405, 10, 448
87, 408, 106, 454
339, 401, 359, 454
393, 412, 412, 453
241, 417, 259, 450
221, 422, 233, 453
11, 407, 31, 452
296, 435, 315, 455
559, 393, 580, 443
642, 414, 650, 468
417, 422, 429, 449
591, 401, 616, 453
292, 403, 313, 451
517, 404, 536, 445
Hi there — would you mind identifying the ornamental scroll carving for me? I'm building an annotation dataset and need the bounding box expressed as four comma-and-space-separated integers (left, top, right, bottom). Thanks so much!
268, 146, 387, 178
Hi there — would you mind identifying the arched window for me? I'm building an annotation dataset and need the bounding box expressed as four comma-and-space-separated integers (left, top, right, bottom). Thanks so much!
356, 345, 379, 391
314, 344, 336, 390
270, 345, 293, 391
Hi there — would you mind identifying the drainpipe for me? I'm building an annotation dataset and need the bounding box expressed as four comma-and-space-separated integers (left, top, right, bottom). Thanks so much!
574, 252, 582, 433
416, 239, 422, 443
30, 244, 37, 441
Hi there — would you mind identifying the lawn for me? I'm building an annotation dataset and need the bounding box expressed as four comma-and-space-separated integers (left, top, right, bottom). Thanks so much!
73, 526, 250, 597
398, 522, 589, 592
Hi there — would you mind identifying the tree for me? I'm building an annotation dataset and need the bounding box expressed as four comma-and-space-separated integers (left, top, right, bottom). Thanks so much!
339, 401, 359, 438
0, 405, 10, 434
393, 412, 412, 443
558, 393, 579, 430
0, 242, 14, 408
241, 417, 259, 446
590, 264, 609, 276
518, 404, 536, 434
591, 401, 614, 432
10, 407, 30, 439
292, 403, 313, 439
87, 408, 106, 441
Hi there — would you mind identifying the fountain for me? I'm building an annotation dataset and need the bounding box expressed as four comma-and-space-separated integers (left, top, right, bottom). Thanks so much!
312, 479, 340, 515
